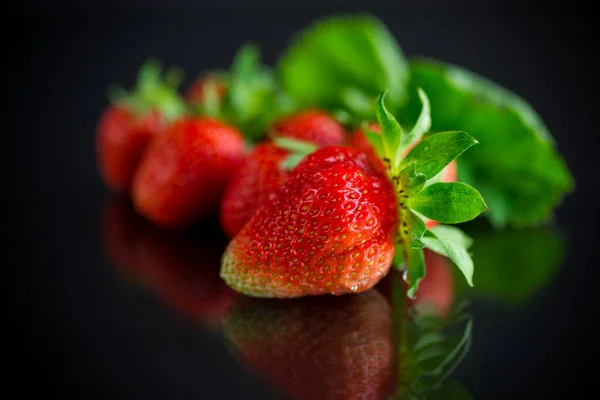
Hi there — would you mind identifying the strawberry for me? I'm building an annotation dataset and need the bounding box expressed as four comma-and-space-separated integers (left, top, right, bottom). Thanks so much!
272, 109, 347, 147
220, 146, 398, 298
350, 125, 457, 228
223, 289, 395, 399
184, 75, 227, 105
219, 142, 289, 238
220, 110, 347, 238
96, 107, 162, 192
101, 198, 237, 328
132, 117, 246, 228
96, 61, 186, 192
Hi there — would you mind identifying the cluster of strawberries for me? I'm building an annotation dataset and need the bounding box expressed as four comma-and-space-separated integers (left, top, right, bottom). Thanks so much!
97, 62, 457, 300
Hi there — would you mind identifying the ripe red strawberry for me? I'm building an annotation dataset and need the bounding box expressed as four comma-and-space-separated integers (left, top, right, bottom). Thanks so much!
132, 117, 246, 228
220, 146, 398, 298
272, 109, 347, 147
219, 142, 289, 238
184, 75, 227, 104
220, 111, 347, 238
96, 107, 162, 192
96, 61, 186, 192
223, 289, 395, 399
350, 125, 457, 228
101, 198, 237, 328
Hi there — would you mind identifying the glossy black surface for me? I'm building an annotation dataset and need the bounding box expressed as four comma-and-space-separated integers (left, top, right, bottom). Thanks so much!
8, 3, 599, 399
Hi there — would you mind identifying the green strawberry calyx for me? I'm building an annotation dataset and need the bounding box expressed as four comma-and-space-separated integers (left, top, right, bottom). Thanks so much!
108, 60, 187, 122
272, 136, 319, 170
192, 43, 297, 143
366, 89, 487, 298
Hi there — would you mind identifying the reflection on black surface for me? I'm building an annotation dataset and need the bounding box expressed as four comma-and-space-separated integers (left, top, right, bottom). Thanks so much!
100, 198, 564, 399
224, 290, 396, 399
224, 254, 473, 400
101, 198, 238, 328
461, 225, 565, 304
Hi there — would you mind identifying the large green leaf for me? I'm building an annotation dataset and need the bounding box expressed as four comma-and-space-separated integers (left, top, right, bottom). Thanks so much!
277, 15, 409, 114
401, 131, 478, 180
423, 226, 474, 286
409, 182, 488, 224
406, 59, 574, 228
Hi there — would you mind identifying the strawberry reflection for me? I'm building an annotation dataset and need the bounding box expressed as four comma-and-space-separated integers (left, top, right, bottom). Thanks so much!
223, 290, 396, 400
377, 250, 455, 318
101, 198, 238, 328
224, 250, 473, 399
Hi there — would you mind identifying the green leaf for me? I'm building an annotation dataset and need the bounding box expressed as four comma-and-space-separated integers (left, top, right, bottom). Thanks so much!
407, 59, 574, 227
277, 15, 409, 113
417, 319, 472, 376
375, 91, 403, 169
273, 137, 319, 170
226, 43, 284, 141
363, 123, 385, 160
458, 224, 564, 303
409, 182, 488, 224
399, 163, 427, 195
392, 243, 405, 269
272, 136, 319, 154
402, 87, 431, 150
405, 211, 427, 249
419, 379, 474, 400
111, 59, 187, 122
401, 131, 478, 180
404, 247, 425, 299
423, 226, 474, 286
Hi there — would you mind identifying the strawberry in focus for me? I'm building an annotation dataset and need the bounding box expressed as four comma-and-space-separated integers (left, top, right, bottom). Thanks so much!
132, 117, 246, 228
220, 146, 398, 298
96, 62, 185, 192
220, 110, 347, 238
223, 289, 395, 399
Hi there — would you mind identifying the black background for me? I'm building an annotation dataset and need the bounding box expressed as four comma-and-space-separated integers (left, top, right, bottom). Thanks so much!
7, 1, 600, 399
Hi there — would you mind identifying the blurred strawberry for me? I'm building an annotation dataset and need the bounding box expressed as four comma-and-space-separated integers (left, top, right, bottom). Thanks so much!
223, 289, 395, 399
96, 61, 186, 192
272, 109, 347, 147
101, 198, 238, 328
219, 142, 289, 238
132, 117, 246, 228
